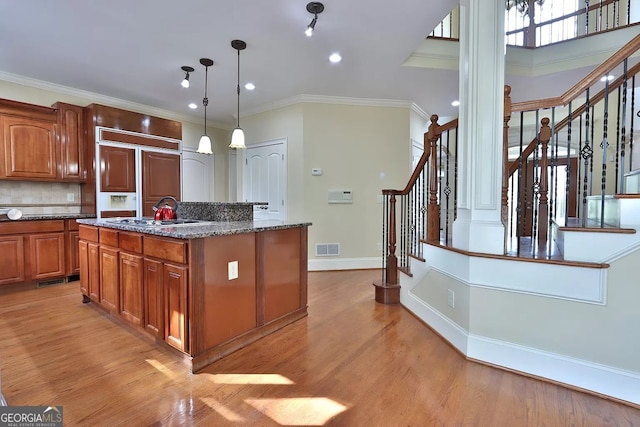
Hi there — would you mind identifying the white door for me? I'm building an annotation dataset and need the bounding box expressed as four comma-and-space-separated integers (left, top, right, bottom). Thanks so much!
182, 150, 213, 201
243, 140, 286, 220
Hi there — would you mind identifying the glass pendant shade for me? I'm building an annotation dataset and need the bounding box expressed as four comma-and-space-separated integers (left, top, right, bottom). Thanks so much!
197, 134, 213, 154
229, 127, 245, 149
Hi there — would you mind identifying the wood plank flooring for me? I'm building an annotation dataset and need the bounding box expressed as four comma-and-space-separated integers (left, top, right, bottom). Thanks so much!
1, 270, 639, 426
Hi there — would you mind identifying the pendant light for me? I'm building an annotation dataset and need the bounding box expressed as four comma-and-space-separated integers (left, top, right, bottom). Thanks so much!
229, 40, 246, 149
197, 58, 214, 154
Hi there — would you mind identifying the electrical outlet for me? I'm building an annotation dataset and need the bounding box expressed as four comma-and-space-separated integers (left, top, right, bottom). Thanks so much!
67, 193, 75, 202
447, 289, 455, 308
377, 242, 383, 251
376, 195, 384, 204
228, 261, 238, 280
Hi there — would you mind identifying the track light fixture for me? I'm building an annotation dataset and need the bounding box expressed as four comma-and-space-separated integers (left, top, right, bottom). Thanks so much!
180, 65, 194, 88
305, 2, 324, 37
197, 58, 214, 154
229, 40, 246, 149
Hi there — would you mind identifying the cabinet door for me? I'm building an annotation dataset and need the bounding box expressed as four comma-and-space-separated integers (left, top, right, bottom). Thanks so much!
67, 230, 80, 275
0, 235, 25, 285
79, 240, 89, 296
164, 263, 188, 352
56, 103, 85, 181
142, 150, 181, 217
100, 145, 135, 192
29, 232, 65, 280
99, 246, 119, 313
1, 116, 57, 179
143, 258, 164, 338
88, 242, 100, 301
120, 252, 144, 326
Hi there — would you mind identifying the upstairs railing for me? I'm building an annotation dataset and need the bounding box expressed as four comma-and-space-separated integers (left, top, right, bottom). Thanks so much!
375, 32, 640, 301
429, 1, 637, 48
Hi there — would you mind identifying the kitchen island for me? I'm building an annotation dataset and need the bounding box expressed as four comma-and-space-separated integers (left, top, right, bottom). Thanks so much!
77, 218, 310, 372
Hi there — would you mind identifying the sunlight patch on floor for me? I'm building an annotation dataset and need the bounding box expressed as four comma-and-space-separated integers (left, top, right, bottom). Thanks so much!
245, 397, 348, 426
200, 397, 245, 422
145, 359, 175, 379
207, 373, 295, 385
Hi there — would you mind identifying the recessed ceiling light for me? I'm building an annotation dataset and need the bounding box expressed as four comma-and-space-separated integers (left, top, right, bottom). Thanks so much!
188, 103, 198, 109
451, 100, 460, 107
600, 75, 614, 82
245, 82, 256, 90
329, 53, 342, 63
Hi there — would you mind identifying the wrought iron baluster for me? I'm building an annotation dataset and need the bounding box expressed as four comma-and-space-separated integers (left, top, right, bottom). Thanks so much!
619, 59, 628, 192
581, 90, 593, 227
565, 102, 573, 225
517, 111, 525, 256
600, 77, 610, 228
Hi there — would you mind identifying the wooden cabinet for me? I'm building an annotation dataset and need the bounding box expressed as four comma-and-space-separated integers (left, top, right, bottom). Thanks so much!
119, 252, 143, 327
29, 232, 65, 280
143, 258, 164, 338
0, 235, 25, 285
87, 243, 100, 301
0, 98, 86, 182
163, 263, 188, 352
142, 150, 181, 216
67, 230, 80, 276
100, 145, 135, 192
54, 102, 85, 181
79, 240, 89, 296
0, 220, 72, 285
1, 115, 57, 179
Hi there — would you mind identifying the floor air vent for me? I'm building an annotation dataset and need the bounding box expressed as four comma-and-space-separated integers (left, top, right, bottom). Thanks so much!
315, 243, 340, 256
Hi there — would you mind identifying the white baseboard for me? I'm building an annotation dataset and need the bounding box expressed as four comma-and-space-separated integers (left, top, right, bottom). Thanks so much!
403, 289, 640, 406
308, 257, 381, 271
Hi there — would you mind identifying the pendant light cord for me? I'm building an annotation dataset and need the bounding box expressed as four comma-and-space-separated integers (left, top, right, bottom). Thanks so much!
236, 48, 241, 128
203, 65, 209, 134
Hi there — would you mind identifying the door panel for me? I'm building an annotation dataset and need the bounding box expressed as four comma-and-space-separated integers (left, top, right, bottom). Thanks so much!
142, 150, 181, 217
243, 142, 285, 220
182, 150, 211, 201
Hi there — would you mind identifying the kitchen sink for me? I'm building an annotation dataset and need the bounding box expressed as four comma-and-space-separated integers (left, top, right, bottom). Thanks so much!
104, 218, 212, 227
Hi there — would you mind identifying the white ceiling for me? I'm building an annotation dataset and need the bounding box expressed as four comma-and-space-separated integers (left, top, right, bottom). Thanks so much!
0, 0, 459, 127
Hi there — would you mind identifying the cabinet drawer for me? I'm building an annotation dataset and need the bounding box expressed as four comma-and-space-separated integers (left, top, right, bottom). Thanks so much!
66, 219, 80, 231
99, 228, 119, 247
0, 220, 64, 235
119, 231, 142, 253
79, 225, 99, 243
143, 236, 187, 264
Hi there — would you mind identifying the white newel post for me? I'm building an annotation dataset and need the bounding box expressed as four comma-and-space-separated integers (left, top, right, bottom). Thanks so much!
452, 0, 506, 254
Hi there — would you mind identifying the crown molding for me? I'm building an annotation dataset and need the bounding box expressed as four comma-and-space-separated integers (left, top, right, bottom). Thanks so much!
0, 70, 231, 130
242, 93, 414, 118
410, 103, 430, 121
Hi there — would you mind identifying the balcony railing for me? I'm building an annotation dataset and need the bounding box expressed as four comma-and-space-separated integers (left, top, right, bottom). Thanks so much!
429, 1, 636, 47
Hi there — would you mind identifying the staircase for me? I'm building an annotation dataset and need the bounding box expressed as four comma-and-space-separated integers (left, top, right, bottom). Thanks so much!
374, 31, 640, 406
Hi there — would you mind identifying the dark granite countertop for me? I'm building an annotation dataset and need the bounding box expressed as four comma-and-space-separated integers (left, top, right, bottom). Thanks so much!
76, 218, 311, 240
0, 213, 96, 222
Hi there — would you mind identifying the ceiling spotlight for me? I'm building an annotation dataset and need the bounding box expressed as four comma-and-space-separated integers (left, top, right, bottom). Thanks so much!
305, 2, 324, 37
188, 103, 198, 109
245, 82, 256, 91
180, 65, 194, 88
329, 53, 342, 63
451, 100, 460, 107
600, 75, 614, 82
197, 58, 214, 155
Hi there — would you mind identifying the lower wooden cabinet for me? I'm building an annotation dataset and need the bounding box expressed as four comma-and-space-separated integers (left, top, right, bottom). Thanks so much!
29, 232, 65, 280
163, 263, 188, 352
0, 235, 25, 285
143, 258, 164, 338
99, 246, 119, 313
0, 220, 75, 286
87, 242, 100, 301
119, 252, 143, 326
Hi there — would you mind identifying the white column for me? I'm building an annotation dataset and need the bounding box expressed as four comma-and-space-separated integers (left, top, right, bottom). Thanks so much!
452, 0, 506, 254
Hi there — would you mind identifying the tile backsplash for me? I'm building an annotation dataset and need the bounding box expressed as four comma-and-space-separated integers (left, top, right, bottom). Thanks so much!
0, 181, 82, 214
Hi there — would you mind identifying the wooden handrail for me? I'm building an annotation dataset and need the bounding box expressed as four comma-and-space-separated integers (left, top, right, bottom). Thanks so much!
508, 59, 640, 176
383, 115, 440, 196
512, 33, 640, 112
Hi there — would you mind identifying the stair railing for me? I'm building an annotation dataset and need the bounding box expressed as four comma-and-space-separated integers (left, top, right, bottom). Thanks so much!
506, 33, 640, 255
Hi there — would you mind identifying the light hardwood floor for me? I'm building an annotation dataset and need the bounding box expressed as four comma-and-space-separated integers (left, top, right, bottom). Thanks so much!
1, 270, 639, 426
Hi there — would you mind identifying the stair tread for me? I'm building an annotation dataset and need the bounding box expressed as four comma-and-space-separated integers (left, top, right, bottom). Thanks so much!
555, 217, 636, 233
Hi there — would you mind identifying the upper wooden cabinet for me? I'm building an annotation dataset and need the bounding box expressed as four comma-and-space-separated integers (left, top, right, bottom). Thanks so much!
1, 115, 57, 179
0, 98, 86, 182
100, 145, 136, 192
54, 102, 86, 181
